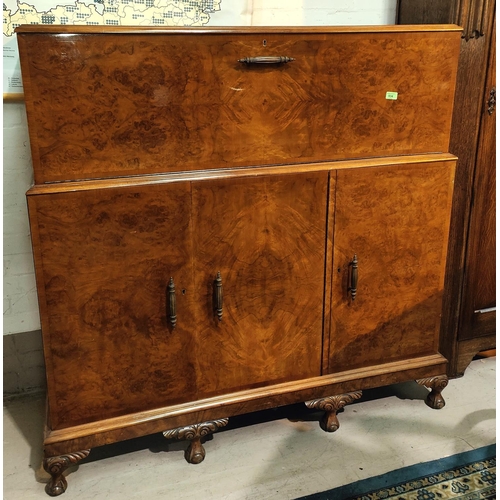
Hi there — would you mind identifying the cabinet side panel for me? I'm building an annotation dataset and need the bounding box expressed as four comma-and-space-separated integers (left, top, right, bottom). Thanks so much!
26, 195, 59, 417
329, 160, 456, 372
16, 35, 43, 176
30, 183, 197, 430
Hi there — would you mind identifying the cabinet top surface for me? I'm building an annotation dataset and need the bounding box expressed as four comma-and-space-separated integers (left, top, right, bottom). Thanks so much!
15, 24, 462, 35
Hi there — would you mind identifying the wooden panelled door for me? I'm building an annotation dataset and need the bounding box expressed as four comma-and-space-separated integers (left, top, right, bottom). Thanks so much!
329, 161, 456, 373
30, 172, 329, 429
458, 15, 496, 340
191, 172, 328, 397
29, 183, 197, 430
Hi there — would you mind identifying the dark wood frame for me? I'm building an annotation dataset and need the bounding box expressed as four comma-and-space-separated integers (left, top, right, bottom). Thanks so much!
397, 0, 496, 377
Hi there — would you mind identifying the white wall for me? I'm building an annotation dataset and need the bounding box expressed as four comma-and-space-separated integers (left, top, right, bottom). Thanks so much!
3, 101, 39, 335
2, 0, 397, 335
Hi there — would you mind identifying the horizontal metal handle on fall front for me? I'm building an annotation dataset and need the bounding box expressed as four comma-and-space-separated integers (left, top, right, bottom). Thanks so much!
238, 56, 295, 64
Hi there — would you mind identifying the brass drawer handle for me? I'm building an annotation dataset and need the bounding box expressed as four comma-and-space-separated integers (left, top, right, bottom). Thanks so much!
238, 56, 295, 64
168, 277, 177, 328
348, 254, 358, 301
215, 271, 223, 321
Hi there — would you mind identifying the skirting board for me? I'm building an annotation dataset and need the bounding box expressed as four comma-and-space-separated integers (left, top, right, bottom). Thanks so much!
3, 330, 46, 398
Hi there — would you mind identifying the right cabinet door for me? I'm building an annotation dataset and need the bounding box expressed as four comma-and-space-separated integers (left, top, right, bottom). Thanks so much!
329, 161, 455, 373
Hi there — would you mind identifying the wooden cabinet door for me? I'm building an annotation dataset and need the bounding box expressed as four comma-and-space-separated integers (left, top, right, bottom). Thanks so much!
29, 183, 196, 430
328, 161, 455, 373
191, 172, 328, 397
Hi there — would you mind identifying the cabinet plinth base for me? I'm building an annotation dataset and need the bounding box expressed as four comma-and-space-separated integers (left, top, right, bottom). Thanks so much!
416, 375, 449, 409
163, 418, 229, 464
305, 391, 363, 432
43, 450, 90, 496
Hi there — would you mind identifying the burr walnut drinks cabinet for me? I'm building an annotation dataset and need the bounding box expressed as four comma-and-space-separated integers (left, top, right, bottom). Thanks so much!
16, 25, 461, 496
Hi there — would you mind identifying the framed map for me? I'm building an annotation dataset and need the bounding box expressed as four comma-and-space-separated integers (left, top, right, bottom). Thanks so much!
3, 0, 225, 98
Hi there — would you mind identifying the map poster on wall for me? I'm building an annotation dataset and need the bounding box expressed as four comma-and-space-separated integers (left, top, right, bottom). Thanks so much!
3, 0, 247, 96
3, 29, 22, 93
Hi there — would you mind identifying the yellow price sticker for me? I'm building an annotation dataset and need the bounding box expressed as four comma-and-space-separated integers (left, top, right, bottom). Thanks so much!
386, 91, 398, 100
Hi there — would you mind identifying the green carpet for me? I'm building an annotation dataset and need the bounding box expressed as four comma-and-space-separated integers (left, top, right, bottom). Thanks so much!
296, 444, 495, 500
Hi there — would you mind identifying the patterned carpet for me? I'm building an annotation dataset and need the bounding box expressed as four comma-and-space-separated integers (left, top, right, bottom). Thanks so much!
297, 444, 495, 500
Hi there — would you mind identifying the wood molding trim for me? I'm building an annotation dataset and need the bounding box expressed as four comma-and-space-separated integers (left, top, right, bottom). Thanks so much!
15, 25, 463, 35
452, 0, 494, 40
27, 154, 458, 196
43, 354, 447, 455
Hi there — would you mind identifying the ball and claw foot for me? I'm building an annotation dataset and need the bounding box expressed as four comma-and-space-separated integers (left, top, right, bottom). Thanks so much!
320, 410, 341, 433
417, 375, 449, 409
185, 437, 206, 464
45, 474, 67, 497
43, 450, 90, 496
305, 391, 363, 432
163, 418, 229, 464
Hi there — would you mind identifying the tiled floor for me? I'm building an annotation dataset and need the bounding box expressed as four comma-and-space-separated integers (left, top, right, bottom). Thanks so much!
3, 357, 495, 500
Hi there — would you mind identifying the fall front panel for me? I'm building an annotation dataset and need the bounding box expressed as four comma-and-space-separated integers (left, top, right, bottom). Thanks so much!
17, 29, 460, 183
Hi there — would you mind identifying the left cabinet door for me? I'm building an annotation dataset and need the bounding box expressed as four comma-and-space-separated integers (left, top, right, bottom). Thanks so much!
29, 183, 196, 430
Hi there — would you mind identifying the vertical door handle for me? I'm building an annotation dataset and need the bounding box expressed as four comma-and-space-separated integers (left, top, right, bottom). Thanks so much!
168, 277, 177, 328
215, 271, 223, 321
348, 254, 358, 301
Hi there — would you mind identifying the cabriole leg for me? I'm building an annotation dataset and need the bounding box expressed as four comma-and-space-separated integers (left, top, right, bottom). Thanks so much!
163, 418, 229, 464
43, 450, 90, 496
305, 391, 362, 432
417, 375, 449, 409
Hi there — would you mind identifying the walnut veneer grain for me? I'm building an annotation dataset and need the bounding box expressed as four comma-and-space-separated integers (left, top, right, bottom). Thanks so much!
30, 171, 328, 430
17, 25, 460, 495
17, 27, 460, 183
330, 161, 456, 372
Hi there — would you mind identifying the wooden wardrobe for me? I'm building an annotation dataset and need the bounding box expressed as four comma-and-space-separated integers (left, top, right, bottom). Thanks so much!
397, 0, 496, 376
